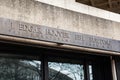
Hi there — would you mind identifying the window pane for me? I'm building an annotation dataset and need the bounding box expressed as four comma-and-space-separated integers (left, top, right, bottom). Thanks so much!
89, 65, 93, 80
0, 57, 41, 80
48, 62, 84, 80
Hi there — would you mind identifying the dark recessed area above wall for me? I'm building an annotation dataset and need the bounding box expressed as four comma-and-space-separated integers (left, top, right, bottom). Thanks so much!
76, 0, 120, 14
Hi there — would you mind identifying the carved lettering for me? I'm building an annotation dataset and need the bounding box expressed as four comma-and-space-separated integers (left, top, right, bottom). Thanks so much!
74, 34, 111, 49
88, 37, 111, 49
46, 29, 69, 38
1, 18, 118, 52
75, 34, 84, 41
19, 23, 42, 34
45, 28, 70, 42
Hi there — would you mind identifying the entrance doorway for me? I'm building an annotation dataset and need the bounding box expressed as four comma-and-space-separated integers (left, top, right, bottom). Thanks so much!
0, 42, 113, 80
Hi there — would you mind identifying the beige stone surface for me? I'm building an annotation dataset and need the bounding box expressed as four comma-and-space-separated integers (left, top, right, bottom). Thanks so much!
0, 0, 120, 40
36, 0, 120, 22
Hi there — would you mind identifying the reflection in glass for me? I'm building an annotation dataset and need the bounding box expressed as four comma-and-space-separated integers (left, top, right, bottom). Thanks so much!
89, 65, 93, 80
0, 57, 41, 80
49, 62, 84, 80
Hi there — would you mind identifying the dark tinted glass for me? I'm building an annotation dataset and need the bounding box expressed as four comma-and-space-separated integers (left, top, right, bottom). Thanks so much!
48, 62, 84, 80
0, 57, 41, 80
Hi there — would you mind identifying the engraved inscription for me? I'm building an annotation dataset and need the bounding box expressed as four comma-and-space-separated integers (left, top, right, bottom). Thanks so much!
19, 23, 42, 34
87, 37, 111, 49
0, 18, 119, 52
9, 21, 14, 32
74, 34, 111, 49
18, 23, 45, 39
46, 28, 70, 42
75, 34, 84, 41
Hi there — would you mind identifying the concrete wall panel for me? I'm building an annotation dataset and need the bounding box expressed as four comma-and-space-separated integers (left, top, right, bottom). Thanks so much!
0, 0, 119, 40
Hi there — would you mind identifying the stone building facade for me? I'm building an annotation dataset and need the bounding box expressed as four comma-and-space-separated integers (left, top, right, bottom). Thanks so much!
0, 0, 120, 80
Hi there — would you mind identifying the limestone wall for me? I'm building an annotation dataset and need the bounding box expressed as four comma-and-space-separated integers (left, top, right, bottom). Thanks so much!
0, 0, 120, 40
37, 0, 120, 22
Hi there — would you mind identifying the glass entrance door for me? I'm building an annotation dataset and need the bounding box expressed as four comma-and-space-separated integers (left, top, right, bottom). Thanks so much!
0, 42, 113, 80
47, 55, 112, 80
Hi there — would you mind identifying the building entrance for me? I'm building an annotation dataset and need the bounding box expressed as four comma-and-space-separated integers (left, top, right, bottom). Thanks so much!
0, 41, 113, 80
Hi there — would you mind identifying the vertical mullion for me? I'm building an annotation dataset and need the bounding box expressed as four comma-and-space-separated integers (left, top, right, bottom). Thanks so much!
111, 57, 117, 80
84, 60, 90, 80
41, 55, 48, 80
